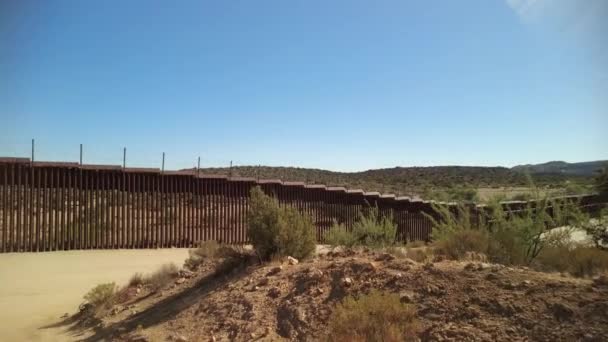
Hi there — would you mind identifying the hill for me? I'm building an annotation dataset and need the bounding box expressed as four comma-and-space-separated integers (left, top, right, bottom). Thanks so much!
189, 165, 588, 197
512, 160, 607, 177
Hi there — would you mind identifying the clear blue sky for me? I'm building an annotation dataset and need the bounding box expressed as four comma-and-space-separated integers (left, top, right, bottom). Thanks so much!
1, 0, 606, 171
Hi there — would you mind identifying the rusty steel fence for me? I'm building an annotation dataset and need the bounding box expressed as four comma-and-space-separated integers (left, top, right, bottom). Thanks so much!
0, 158, 605, 253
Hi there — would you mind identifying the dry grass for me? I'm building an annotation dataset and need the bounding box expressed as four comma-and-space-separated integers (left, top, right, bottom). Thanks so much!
83, 282, 117, 311
146, 263, 179, 292
536, 245, 608, 277
326, 290, 419, 342
128, 273, 145, 287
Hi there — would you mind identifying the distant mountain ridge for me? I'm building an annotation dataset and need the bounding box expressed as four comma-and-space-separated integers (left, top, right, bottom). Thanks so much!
512, 160, 607, 177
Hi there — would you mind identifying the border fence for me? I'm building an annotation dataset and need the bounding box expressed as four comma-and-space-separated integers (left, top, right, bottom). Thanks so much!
0, 157, 605, 253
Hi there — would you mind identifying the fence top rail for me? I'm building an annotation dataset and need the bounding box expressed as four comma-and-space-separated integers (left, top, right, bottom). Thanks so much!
0, 157, 31, 163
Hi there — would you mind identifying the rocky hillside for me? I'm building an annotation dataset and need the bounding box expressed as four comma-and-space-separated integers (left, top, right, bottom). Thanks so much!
70, 248, 608, 341
513, 160, 607, 177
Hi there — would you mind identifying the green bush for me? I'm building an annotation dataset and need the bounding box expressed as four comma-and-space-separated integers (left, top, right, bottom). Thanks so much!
84, 282, 116, 309
325, 222, 357, 247
426, 197, 588, 265
325, 207, 397, 248
247, 186, 316, 261
326, 290, 419, 342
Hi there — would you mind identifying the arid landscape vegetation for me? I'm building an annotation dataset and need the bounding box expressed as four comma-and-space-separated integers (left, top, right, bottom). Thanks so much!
194, 160, 606, 202
3, 1, 607, 341
37, 170, 608, 341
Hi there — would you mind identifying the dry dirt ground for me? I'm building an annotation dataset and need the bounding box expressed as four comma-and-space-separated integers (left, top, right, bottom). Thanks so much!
0, 249, 189, 341
67, 248, 608, 342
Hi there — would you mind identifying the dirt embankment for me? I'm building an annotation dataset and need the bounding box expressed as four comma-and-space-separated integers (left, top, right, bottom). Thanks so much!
68, 248, 608, 342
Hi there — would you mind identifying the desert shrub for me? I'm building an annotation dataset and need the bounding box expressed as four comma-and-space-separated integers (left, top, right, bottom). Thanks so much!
84, 282, 116, 309
276, 206, 317, 260
537, 245, 608, 277
434, 228, 489, 260
325, 207, 397, 248
247, 186, 316, 261
406, 247, 432, 263
567, 247, 608, 277
213, 244, 253, 275
146, 263, 179, 292
326, 290, 419, 342
325, 221, 357, 247
184, 240, 222, 270
406, 240, 426, 248
128, 273, 145, 287
580, 208, 608, 250
384, 246, 408, 259
426, 197, 587, 265
596, 167, 608, 197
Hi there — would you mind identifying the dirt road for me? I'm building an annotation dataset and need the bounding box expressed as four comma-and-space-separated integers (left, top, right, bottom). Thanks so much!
0, 249, 189, 341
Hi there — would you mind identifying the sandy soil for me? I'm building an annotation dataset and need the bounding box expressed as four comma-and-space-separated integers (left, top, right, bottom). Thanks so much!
0, 249, 189, 341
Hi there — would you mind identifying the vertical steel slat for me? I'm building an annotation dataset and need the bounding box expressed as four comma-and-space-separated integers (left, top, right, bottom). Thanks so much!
150, 173, 155, 248
94, 170, 99, 249
120, 171, 125, 248
82, 169, 88, 249
101, 171, 106, 249
157, 173, 162, 247
49, 167, 55, 250
16, 164, 23, 251
8, 163, 15, 252
23, 164, 29, 252
65, 168, 71, 250
41, 167, 47, 251
1, 164, 6, 253
182, 175, 188, 247
27, 165, 33, 252
58, 168, 64, 250
85, 170, 91, 249
213, 178, 219, 242
110, 171, 116, 249
134, 171, 138, 248
199, 177, 204, 244
227, 180, 232, 243
221, 179, 227, 243
238, 182, 243, 243
135, 172, 140, 248
185, 176, 191, 246
145, 173, 150, 248
167, 176, 171, 247
104, 171, 110, 248
193, 177, 199, 244
176, 176, 181, 247
183, 175, 188, 246
76, 168, 82, 250
53, 167, 59, 250
174, 175, 179, 247
125, 172, 130, 248
144, 173, 149, 248
202, 178, 208, 242
141, 173, 146, 248
158, 174, 167, 247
